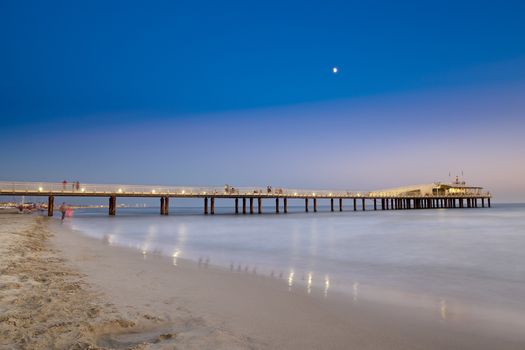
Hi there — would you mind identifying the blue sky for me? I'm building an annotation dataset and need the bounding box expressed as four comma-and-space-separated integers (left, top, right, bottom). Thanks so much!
1, 1, 525, 201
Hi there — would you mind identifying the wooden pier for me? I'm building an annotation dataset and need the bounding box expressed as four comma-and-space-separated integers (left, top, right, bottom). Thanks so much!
0, 181, 492, 217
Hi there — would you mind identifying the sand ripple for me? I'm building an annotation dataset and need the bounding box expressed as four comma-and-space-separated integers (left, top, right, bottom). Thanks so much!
0, 216, 176, 350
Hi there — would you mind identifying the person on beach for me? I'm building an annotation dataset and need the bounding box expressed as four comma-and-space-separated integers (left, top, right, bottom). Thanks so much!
59, 202, 67, 221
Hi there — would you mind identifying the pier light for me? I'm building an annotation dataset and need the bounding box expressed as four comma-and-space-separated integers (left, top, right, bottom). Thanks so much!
38, 187, 43, 192
329, 193, 332, 196
294, 192, 298, 196
181, 190, 185, 194
81, 188, 85, 192
312, 192, 316, 196
202, 191, 207, 195
118, 188, 123, 193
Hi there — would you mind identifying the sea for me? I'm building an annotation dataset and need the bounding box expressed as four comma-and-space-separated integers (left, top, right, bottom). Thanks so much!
66, 203, 525, 328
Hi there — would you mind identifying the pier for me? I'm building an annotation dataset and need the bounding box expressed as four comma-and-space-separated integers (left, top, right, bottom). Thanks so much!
0, 180, 491, 216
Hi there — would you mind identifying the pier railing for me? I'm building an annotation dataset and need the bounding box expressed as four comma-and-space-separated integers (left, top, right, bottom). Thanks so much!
0, 181, 491, 198
0, 181, 362, 197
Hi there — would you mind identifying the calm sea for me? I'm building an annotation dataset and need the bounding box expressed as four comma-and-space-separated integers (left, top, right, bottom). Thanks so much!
66, 203, 525, 326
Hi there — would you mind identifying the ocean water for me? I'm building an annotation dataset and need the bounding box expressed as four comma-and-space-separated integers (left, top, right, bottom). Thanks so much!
66, 203, 525, 326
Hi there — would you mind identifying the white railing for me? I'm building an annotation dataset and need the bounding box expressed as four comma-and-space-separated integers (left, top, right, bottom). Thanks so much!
0, 181, 491, 197
0, 181, 363, 197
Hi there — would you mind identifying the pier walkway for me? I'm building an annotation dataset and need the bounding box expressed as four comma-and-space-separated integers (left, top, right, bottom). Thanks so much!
0, 181, 492, 216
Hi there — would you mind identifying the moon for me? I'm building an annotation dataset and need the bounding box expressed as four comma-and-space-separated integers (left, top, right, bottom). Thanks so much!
332, 67, 339, 74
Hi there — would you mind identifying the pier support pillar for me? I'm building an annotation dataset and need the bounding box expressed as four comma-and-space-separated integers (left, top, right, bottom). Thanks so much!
242, 198, 246, 214
488, 198, 491, 208
313, 198, 317, 212
305, 198, 309, 212
210, 197, 215, 215
482, 198, 485, 208
276, 198, 280, 213
204, 197, 208, 214
109, 196, 116, 216
284, 198, 288, 213
160, 197, 165, 215
362, 198, 365, 211
164, 197, 169, 215
330, 198, 334, 212
353, 198, 357, 211
258, 197, 262, 214
339, 198, 343, 211
47, 195, 54, 217
250, 198, 254, 214
374, 199, 377, 210
235, 198, 239, 214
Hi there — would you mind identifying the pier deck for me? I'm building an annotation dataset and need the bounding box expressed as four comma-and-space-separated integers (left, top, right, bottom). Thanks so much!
0, 181, 492, 216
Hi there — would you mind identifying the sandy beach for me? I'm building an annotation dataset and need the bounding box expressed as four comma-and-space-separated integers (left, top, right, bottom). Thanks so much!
1, 214, 524, 349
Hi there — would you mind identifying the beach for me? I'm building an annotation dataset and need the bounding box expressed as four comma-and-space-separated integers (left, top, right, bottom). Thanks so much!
1, 213, 525, 349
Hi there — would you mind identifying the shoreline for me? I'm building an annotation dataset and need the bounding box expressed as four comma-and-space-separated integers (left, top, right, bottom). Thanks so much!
1, 214, 525, 349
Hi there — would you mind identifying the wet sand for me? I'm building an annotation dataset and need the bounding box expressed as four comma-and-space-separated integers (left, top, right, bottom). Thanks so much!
1, 214, 524, 349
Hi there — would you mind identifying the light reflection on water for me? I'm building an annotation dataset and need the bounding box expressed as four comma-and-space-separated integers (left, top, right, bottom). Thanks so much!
69, 204, 525, 325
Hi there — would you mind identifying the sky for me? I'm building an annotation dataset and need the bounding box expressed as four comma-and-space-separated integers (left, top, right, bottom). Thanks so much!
1, 0, 525, 202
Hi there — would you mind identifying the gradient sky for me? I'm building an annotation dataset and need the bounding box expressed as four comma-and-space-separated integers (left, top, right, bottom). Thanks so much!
1, 1, 525, 201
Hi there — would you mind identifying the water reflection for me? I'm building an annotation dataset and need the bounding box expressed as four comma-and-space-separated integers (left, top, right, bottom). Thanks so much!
352, 282, 359, 302
440, 299, 447, 321
324, 275, 330, 297
139, 224, 158, 258
171, 249, 181, 266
